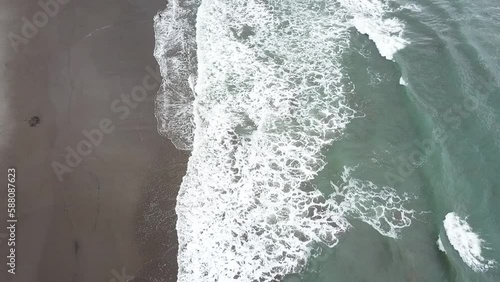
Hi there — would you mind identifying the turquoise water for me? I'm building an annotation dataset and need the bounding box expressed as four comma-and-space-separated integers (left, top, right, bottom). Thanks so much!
309, 1, 500, 281
154, 0, 500, 281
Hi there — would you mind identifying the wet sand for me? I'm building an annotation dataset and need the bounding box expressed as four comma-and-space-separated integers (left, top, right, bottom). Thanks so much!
0, 0, 186, 281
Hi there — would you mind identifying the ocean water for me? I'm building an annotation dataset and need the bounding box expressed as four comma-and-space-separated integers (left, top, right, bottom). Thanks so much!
153, 0, 500, 281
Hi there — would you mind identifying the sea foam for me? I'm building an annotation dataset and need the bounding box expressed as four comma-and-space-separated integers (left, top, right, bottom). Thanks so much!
400, 77, 408, 86
437, 236, 446, 253
153, 0, 200, 150
338, 0, 409, 60
153, 0, 409, 150
399, 3, 422, 13
154, 0, 415, 281
443, 212, 497, 272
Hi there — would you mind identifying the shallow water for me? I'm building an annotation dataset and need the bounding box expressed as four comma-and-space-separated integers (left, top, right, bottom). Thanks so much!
154, 0, 500, 281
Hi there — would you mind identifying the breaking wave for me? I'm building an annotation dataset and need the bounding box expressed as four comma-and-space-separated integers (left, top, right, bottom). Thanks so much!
153, 0, 200, 150
443, 212, 497, 272
154, 0, 413, 281
339, 0, 408, 60
437, 236, 447, 253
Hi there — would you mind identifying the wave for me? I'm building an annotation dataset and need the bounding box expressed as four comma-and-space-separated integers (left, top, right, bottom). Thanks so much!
178, 1, 356, 278
153, 0, 410, 152
338, 0, 409, 60
330, 167, 415, 238
153, 0, 415, 281
437, 236, 446, 253
400, 77, 408, 86
443, 212, 497, 272
400, 3, 422, 13
153, 0, 200, 150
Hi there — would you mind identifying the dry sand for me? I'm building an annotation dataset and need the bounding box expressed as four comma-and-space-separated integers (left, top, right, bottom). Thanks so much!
0, 0, 187, 281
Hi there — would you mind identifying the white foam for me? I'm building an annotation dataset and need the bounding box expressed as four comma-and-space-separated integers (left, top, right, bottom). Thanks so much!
400, 77, 408, 86
329, 167, 415, 238
400, 4, 422, 13
153, 0, 409, 150
153, 0, 200, 150
443, 212, 497, 272
437, 236, 446, 253
338, 0, 409, 60
166, 0, 415, 281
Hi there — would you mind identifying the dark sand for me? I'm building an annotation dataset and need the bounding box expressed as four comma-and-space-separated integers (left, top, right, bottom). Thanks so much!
0, 0, 187, 281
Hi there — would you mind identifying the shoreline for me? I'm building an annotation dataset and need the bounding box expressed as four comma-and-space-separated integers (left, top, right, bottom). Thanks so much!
0, 0, 186, 281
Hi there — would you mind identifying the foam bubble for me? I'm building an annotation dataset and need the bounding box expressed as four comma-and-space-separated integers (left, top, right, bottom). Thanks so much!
443, 212, 497, 272
338, 0, 409, 60
154, 0, 408, 150
153, 0, 200, 150
400, 4, 422, 13
400, 77, 408, 86
167, 0, 415, 280
178, 1, 355, 279
329, 167, 416, 238
437, 236, 446, 253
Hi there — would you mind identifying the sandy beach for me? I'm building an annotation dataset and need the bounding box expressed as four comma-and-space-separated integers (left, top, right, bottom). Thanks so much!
0, 0, 187, 281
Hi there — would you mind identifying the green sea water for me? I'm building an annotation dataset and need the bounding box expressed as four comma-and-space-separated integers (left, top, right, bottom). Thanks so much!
306, 1, 500, 281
